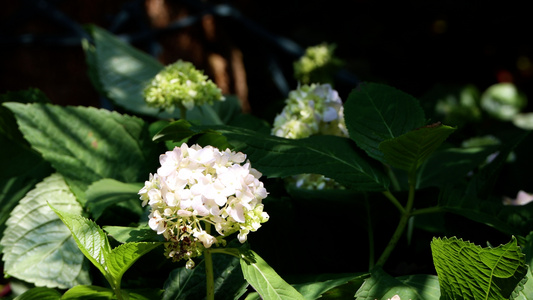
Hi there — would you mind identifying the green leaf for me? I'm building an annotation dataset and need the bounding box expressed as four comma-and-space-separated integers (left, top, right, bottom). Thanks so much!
13, 287, 61, 300
344, 82, 426, 162
438, 131, 533, 238
240, 250, 304, 300
51, 207, 161, 291
85, 179, 144, 220
84, 25, 164, 117
62, 285, 163, 300
105, 242, 161, 284
216, 126, 390, 191
416, 145, 498, 189
290, 273, 368, 300
354, 267, 440, 300
378, 123, 455, 175
104, 224, 165, 243
153, 123, 389, 191
0, 173, 90, 289
3, 102, 158, 202
50, 205, 111, 278
431, 236, 527, 300
62, 285, 115, 300
0, 133, 51, 237
162, 253, 248, 300
152, 119, 196, 142
85, 25, 231, 125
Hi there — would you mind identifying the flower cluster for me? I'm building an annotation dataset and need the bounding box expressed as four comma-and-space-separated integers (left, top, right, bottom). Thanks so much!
271, 83, 347, 190
143, 60, 224, 112
139, 143, 269, 267
272, 83, 347, 139
293, 43, 343, 84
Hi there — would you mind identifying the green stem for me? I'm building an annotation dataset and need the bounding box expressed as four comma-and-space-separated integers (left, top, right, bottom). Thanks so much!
179, 104, 187, 120
376, 180, 416, 268
385, 165, 401, 191
382, 190, 405, 214
411, 206, 444, 216
364, 194, 375, 269
204, 223, 215, 300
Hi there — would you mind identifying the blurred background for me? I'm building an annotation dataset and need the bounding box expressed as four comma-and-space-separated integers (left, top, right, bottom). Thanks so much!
1, 0, 532, 122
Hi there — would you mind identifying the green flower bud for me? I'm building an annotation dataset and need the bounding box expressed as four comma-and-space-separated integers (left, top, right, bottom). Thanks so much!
294, 43, 343, 85
143, 60, 224, 112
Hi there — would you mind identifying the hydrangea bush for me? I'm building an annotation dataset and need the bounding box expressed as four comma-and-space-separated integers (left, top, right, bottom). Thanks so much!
2, 25, 533, 300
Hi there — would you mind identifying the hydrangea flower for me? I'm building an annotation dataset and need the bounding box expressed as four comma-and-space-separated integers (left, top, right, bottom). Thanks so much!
293, 43, 343, 84
272, 83, 347, 139
139, 143, 269, 268
143, 60, 224, 112
271, 83, 347, 190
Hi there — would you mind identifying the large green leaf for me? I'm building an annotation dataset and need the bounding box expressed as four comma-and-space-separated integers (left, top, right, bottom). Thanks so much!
290, 273, 368, 300
13, 287, 61, 300
438, 131, 533, 239
354, 267, 440, 300
85, 179, 144, 220
0, 174, 90, 289
152, 122, 389, 191
162, 253, 248, 300
103, 224, 165, 243
416, 145, 498, 189
62, 285, 163, 300
0, 89, 53, 237
221, 126, 389, 191
379, 123, 455, 176
51, 207, 161, 290
431, 236, 527, 300
0, 133, 51, 237
344, 82, 426, 162
50, 206, 111, 277
3, 102, 159, 202
84, 25, 164, 117
240, 250, 304, 300
84, 25, 232, 125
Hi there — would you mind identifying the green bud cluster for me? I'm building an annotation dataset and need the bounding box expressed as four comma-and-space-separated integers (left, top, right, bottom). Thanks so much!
143, 60, 224, 111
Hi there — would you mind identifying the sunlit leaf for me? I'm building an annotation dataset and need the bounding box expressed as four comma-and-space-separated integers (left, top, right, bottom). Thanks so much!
240, 250, 304, 300
0, 174, 90, 289
13, 287, 61, 300
104, 224, 164, 243
85, 179, 144, 220
3, 102, 159, 202
50, 206, 111, 277
84, 25, 233, 125
431, 236, 527, 299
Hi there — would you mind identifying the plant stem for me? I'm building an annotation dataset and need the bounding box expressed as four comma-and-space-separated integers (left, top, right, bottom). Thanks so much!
204, 223, 215, 300
364, 194, 375, 269
411, 206, 443, 216
376, 181, 416, 267
382, 190, 405, 214
179, 104, 187, 120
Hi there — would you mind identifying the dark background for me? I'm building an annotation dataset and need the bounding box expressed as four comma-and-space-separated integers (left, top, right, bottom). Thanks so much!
1, 0, 532, 278
1, 0, 532, 121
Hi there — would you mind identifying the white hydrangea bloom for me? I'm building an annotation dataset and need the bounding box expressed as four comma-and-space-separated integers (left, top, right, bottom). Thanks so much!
272, 83, 348, 190
139, 143, 269, 267
272, 83, 348, 139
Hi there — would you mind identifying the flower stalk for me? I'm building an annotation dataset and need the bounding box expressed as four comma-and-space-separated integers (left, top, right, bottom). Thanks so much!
376, 175, 417, 267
